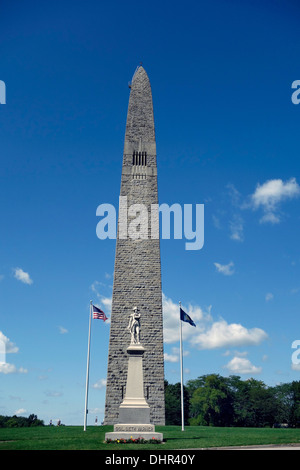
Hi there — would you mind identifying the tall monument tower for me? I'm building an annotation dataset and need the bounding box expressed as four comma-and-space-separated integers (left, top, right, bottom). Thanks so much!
104, 66, 165, 425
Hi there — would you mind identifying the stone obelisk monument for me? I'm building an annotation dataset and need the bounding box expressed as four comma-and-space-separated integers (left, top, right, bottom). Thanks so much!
104, 66, 165, 426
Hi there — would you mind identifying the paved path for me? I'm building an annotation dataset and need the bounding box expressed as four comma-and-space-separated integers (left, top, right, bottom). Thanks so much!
203, 443, 300, 450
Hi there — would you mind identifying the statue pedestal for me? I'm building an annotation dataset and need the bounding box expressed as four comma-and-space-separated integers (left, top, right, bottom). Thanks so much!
105, 344, 163, 442
118, 344, 150, 424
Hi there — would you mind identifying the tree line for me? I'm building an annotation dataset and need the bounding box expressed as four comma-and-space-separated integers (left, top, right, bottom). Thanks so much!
165, 374, 300, 427
0, 414, 44, 428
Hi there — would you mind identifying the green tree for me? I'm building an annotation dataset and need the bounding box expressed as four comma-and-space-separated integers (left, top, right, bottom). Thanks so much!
187, 374, 234, 426
231, 378, 277, 427
290, 381, 300, 427
164, 380, 190, 425
271, 382, 293, 425
0, 414, 44, 428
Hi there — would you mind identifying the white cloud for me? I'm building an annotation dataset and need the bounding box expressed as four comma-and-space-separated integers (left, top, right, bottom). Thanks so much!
190, 320, 267, 350
214, 178, 299, 242
0, 363, 28, 374
0, 331, 19, 354
163, 294, 181, 344
101, 296, 112, 310
91, 280, 106, 292
251, 177, 300, 207
265, 293, 274, 302
229, 215, 244, 242
227, 183, 242, 207
0, 331, 27, 374
162, 293, 212, 344
222, 350, 231, 357
227, 185, 244, 241
15, 408, 27, 415
13, 267, 33, 285
162, 294, 268, 351
164, 347, 190, 363
250, 177, 300, 223
259, 212, 280, 224
214, 261, 235, 276
164, 352, 179, 363
58, 326, 68, 334
224, 356, 262, 374
92, 378, 107, 389
0, 363, 17, 374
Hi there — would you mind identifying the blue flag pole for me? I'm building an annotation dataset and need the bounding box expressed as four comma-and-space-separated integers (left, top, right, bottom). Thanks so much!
179, 301, 184, 431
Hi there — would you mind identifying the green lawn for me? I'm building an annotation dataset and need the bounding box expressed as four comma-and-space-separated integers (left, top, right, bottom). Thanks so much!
1, 425, 300, 450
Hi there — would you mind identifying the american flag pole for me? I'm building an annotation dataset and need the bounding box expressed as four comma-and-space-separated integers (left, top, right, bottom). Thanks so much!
84, 300, 92, 431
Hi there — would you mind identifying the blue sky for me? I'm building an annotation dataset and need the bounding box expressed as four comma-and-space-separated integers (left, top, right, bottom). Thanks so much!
1, 0, 300, 425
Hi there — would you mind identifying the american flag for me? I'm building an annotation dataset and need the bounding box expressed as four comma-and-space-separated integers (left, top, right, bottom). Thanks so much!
92, 304, 108, 321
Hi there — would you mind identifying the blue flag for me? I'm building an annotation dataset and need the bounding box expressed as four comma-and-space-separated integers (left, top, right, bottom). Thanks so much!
180, 307, 196, 327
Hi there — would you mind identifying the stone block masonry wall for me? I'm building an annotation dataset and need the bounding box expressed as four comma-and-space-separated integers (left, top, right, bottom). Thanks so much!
104, 66, 165, 425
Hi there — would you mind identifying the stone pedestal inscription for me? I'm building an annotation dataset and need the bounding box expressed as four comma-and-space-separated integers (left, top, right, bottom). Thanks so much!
114, 424, 155, 432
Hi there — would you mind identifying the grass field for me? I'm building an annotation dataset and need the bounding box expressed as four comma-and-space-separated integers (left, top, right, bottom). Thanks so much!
1, 425, 300, 450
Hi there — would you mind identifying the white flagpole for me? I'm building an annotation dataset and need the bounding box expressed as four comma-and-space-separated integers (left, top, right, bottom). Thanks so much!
179, 301, 184, 431
84, 300, 93, 431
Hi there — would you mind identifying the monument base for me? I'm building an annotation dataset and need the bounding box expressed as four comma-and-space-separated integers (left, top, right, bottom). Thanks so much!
105, 423, 163, 442
105, 340, 163, 442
